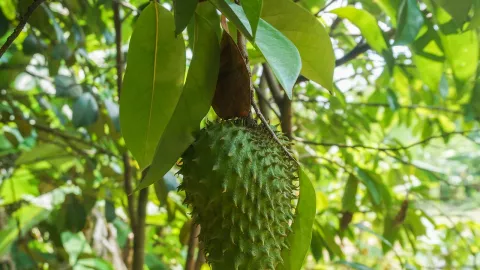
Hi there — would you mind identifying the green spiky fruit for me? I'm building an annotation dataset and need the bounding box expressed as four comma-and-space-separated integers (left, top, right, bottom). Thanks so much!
178, 120, 298, 269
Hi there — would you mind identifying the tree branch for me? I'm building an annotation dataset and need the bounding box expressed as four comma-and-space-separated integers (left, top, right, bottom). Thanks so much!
185, 224, 200, 270
335, 42, 371, 67
0, 0, 47, 58
132, 186, 148, 270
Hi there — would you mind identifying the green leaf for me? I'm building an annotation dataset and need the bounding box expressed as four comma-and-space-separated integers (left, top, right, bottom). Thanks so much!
241, 0, 262, 38
310, 230, 323, 262
173, 0, 198, 35
386, 88, 400, 111
154, 172, 178, 206
411, 21, 445, 91
229, 3, 301, 98
138, 10, 220, 191
0, 0, 16, 20
470, 0, 480, 29
0, 206, 49, 257
331, 7, 389, 53
0, 10, 10, 39
209, 0, 253, 39
395, 0, 424, 45
262, 0, 334, 91
209, 0, 301, 98
440, 28, 478, 92
335, 260, 373, 270
120, 2, 186, 169
61, 232, 93, 265
355, 167, 381, 206
376, 0, 399, 26
382, 216, 400, 252
434, 0, 472, 25
342, 174, 358, 212
279, 168, 316, 270
72, 92, 99, 128
105, 200, 116, 222
54, 75, 83, 98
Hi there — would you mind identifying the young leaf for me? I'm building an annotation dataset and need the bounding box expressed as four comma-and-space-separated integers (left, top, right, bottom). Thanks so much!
280, 168, 316, 270
138, 11, 220, 191
331, 7, 388, 53
262, 0, 334, 91
209, 0, 301, 98
395, 0, 424, 45
213, 31, 251, 119
241, 0, 262, 38
120, 2, 186, 170
173, 0, 198, 35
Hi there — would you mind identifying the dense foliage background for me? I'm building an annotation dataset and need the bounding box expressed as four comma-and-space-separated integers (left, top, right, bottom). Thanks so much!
0, 0, 480, 269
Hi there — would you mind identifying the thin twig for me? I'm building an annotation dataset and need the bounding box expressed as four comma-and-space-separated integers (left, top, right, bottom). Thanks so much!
296, 129, 480, 151
0, 0, 47, 58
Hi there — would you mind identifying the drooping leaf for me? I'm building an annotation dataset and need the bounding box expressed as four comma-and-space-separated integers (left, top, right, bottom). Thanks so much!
241, 0, 262, 38
355, 167, 381, 206
280, 168, 316, 270
310, 230, 324, 262
386, 88, 400, 111
395, 0, 424, 45
154, 172, 178, 206
262, 0, 334, 91
72, 92, 99, 128
213, 31, 251, 119
138, 11, 220, 191
331, 7, 389, 53
342, 174, 358, 212
382, 216, 400, 252
105, 200, 116, 222
0, 0, 15, 20
209, 0, 301, 98
173, 0, 198, 35
120, 2, 186, 169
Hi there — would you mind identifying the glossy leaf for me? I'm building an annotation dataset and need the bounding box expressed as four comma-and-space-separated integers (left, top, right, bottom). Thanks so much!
280, 168, 316, 270
395, 0, 424, 45
231, 3, 301, 98
241, 0, 262, 38
331, 7, 389, 53
262, 0, 334, 91
173, 0, 198, 35
120, 2, 186, 169
342, 174, 358, 212
139, 11, 220, 191
209, 0, 253, 40
72, 92, 99, 128
209, 0, 301, 98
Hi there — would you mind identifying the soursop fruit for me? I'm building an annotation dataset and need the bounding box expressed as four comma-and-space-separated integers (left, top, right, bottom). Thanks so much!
178, 119, 298, 269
